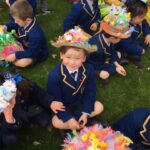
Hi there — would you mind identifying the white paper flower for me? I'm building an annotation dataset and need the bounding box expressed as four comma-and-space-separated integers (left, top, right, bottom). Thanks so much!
3, 80, 16, 93
66, 34, 73, 42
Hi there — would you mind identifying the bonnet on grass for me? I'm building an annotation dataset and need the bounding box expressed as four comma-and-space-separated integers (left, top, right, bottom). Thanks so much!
62, 124, 133, 150
51, 27, 97, 53
101, 5, 134, 38
0, 78, 17, 113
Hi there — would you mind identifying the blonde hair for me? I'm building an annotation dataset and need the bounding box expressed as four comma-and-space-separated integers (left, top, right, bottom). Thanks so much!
10, 0, 34, 21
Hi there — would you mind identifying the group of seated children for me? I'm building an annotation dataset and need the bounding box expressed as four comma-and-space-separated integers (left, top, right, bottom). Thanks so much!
0, 0, 150, 150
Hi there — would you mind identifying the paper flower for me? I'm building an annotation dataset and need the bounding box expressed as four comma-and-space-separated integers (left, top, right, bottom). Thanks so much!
3, 80, 16, 93
62, 124, 133, 150
0, 79, 16, 113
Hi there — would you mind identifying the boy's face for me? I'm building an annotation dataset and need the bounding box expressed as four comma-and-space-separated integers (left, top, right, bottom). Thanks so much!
60, 48, 86, 72
109, 36, 121, 44
131, 14, 146, 25
13, 16, 27, 27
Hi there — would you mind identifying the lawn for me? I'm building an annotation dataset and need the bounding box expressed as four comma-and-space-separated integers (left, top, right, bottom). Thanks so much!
1, 0, 150, 150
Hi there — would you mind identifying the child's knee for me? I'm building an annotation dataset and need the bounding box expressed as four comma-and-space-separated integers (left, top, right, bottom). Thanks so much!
14, 59, 33, 67
95, 101, 104, 114
99, 71, 110, 79
52, 116, 60, 129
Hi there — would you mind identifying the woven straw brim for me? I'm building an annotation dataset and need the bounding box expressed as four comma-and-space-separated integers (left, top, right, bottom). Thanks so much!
51, 41, 97, 53
101, 21, 131, 39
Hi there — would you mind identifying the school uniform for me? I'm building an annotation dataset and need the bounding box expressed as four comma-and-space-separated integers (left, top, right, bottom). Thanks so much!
86, 32, 119, 74
0, 72, 53, 148
6, 18, 49, 62
116, 20, 150, 61
47, 63, 96, 122
113, 108, 150, 150
64, 0, 100, 35
0, 116, 21, 149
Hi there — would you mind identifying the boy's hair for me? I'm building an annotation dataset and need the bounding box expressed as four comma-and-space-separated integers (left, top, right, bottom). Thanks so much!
60, 46, 88, 56
101, 30, 119, 39
101, 30, 112, 38
127, 0, 148, 18
10, 0, 34, 21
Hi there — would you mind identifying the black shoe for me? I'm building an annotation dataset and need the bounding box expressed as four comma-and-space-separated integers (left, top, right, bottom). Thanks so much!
132, 61, 144, 69
120, 58, 129, 65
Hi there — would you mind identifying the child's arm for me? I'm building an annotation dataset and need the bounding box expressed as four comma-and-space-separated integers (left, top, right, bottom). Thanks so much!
14, 36, 43, 60
47, 66, 73, 122
3, 98, 16, 124
64, 3, 82, 32
142, 19, 150, 37
81, 64, 96, 115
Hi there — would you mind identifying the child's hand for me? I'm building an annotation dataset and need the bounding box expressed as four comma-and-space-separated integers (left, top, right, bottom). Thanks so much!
5, 54, 16, 62
50, 101, 65, 114
116, 65, 127, 76
3, 98, 16, 123
145, 34, 150, 45
68, 118, 80, 130
78, 113, 88, 128
90, 23, 98, 31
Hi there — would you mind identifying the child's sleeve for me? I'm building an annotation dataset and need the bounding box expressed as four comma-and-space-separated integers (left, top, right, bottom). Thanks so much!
81, 64, 96, 114
110, 45, 120, 63
64, 3, 82, 32
47, 67, 74, 122
6, 22, 19, 32
142, 19, 150, 36
15, 37, 41, 59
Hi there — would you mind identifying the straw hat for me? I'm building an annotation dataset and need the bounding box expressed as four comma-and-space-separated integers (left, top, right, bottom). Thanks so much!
51, 27, 97, 53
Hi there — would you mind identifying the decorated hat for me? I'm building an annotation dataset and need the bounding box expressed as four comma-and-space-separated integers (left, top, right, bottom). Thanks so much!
62, 124, 133, 150
0, 79, 16, 113
101, 5, 134, 38
51, 27, 97, 53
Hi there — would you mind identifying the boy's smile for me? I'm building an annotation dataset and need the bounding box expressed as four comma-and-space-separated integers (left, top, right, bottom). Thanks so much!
60, 48, 86, 72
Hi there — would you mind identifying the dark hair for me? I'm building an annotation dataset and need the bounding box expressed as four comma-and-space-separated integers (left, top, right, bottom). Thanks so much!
0, 75, 5, 85
101, 30, 112, 38
60, 46, 88, 56
10, 0, 34, 21
126, 0, 148, 18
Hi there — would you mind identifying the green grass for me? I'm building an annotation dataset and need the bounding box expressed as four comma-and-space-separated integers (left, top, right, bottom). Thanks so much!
1, 0, 150, 150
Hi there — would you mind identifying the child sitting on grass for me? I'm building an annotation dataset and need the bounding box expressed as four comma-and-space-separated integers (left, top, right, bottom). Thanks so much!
117, 0, 150, 68
3, 0, 49, 68
48, 27, 103, 130
0, 71, 53, 149
86, 5, 132, 82
64, 0, 100, 35
113, 108, 150, 150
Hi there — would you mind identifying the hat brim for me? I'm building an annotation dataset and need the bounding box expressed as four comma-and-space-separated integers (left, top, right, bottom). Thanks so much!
51, 41, 97, 53
101, 22, 131, 39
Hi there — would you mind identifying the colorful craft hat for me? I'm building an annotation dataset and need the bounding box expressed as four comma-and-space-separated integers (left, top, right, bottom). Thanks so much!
51, 27, 97, 53
101, 5, 134, 38
62, 124, 133, 150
